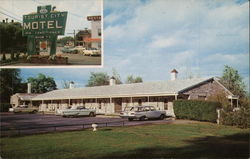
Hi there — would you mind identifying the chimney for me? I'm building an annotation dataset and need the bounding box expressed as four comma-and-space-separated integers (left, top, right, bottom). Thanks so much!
27, 83, 31, 94
110, 76, 116, 86
171, 69, 178, 81
69, 81, 74, 89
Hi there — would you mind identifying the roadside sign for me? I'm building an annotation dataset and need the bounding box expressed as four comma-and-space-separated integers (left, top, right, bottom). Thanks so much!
40, 41, 48, 51
22, 5, 68, 55
22, 5, 67, 36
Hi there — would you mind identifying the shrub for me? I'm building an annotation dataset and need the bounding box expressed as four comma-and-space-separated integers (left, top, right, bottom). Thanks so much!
0, 103, 11, 112
174, 100, 221, 122
16, 53, 20, 59
2, 53, 6, 61
220, 98, 250, 128
11, 52, 15, 60
208, 92, 249, 128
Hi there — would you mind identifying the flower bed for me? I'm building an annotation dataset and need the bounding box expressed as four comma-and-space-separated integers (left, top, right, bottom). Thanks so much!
26, 55, 68, 64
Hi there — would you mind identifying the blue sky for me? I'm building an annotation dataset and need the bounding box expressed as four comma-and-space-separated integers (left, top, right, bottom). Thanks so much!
18, 0, 249, 90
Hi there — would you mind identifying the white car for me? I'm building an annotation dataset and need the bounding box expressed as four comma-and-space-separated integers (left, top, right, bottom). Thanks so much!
58, 106, 96, 117
83, 48, 101, 56
13, 105, 38, 114
74, 46, 86, 53
120, 106, 166, 121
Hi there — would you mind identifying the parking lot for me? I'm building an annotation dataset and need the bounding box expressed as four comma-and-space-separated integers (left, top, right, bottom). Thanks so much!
0, 47, 101, 66
0, 113, 174, 136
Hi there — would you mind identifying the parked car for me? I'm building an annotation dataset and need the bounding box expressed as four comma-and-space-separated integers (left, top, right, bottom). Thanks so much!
74, 46, 86, 54
58, 106, 96, 117
61, 46, 78, 54
13, 105, 39, 114
83, 48, 101, 56
120, 106, 166, 121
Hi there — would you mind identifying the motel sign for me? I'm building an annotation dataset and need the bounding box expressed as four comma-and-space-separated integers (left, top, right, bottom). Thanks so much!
22, 5, 67, 55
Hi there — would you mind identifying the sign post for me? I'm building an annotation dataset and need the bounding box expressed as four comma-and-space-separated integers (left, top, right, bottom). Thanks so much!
22, 5, 67, 55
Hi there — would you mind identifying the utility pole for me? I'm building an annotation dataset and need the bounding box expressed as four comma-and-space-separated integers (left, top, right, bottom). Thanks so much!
67, 30, 76, 46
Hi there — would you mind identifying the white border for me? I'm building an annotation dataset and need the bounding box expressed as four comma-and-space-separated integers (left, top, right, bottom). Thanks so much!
0, 0, 104, 69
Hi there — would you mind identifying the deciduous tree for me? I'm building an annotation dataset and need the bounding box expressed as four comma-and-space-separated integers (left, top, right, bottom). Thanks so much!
125, 75, 143, 84
112, 68, 122, 84
86, 72, 110, 87
27, 73, 57, 93
0, 69, 24, 103
220, 65, 246, 98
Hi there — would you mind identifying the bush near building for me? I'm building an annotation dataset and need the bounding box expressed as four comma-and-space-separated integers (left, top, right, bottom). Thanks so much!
207, 91, 249, 129
219, 97, 249, 128
0, 103, 11, 112
173, 100, 221, 122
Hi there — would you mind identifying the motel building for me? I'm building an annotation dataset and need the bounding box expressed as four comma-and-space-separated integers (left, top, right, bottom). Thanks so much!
85, 15, 101, 50
11, 70, 239, 116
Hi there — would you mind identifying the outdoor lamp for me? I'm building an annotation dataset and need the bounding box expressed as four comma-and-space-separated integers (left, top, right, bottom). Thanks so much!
92, 123, 98, 131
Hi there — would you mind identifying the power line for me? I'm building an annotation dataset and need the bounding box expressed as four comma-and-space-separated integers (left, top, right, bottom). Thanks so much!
0, 11, 22, 22
0, 7, 22, 19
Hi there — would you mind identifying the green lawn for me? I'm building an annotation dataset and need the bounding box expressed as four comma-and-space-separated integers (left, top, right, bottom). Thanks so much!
0, 122, 249, 159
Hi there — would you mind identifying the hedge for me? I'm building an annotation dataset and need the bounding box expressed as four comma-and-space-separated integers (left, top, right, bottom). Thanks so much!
173, 100, 221, 122
0, 103, 11, 112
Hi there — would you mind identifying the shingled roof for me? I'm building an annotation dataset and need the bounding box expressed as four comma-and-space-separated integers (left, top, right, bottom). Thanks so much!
32, 77, 218, 100
15, 93, 40, 100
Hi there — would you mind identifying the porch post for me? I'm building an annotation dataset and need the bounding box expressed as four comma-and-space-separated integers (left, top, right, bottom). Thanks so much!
175, 94, 178, 100
237, 99, 239, 107
51, 100, 53, 111
231, 98, 233, 107
147, 96, 149, 105
68, 99, 70, 108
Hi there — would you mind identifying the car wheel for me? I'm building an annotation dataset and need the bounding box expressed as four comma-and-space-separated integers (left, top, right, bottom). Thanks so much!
89, 112, 95, 117
128, 118, 133, 121
159, 114, 165, 120
139, 116, 146, 121
32, 110, 38, 114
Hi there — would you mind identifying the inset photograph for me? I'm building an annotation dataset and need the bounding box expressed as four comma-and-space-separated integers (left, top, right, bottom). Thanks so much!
0, 0, 102, 66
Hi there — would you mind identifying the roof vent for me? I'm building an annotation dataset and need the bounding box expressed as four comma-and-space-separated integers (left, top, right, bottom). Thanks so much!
27, 83, 31, 94
110, 76, 116, 86
69, 81, 75, 89
171, 69, 178, 81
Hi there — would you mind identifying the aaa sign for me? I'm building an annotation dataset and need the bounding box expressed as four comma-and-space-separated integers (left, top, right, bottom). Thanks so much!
22, 7, 67, 36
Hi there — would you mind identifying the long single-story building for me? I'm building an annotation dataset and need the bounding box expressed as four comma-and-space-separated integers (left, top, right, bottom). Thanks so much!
22, 69, 238, 116
10, 93, 40, 108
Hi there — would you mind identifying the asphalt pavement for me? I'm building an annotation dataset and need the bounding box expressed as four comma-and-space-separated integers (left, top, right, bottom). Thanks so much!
0, 113, 175, 136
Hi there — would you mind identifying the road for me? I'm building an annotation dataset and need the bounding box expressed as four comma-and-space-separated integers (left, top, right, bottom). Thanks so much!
0, 47, 101, 66
0, 113, 175, 136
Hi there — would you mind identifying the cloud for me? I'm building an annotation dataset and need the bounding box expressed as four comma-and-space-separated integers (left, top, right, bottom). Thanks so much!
103, 0, 249, 88
149, 37, 180, 49
16, 0, 249, 91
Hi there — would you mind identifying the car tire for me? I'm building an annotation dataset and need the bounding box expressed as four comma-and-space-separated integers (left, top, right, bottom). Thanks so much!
128, 118, 133, 121
89, 112, 95, 117
32, 110, 38, 114
159, 114, 165, 120
139, 116, 146, 121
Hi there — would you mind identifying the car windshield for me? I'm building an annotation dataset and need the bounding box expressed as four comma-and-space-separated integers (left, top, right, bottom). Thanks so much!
77, 106, 85, 109
129, 107, 144, 112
